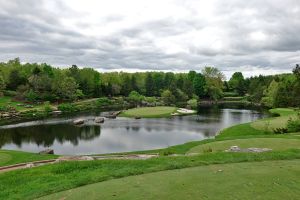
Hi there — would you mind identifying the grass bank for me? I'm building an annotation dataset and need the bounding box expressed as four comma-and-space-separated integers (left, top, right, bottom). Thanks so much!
0, 149, 58, 167
39, 159, 300, 200
1, 149, 300, 200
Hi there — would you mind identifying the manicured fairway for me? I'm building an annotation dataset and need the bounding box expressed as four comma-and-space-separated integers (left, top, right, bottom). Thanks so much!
188, 138, 300, 154
39, 159, 300, 200
0, 150, 58, 167
120, 106, 177, 118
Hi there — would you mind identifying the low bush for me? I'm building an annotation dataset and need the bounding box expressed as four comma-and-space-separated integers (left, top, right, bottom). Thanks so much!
97, 97, 112, 106
287, 117, 300, 133
273, 128, 288, 134
187, 98, 198, 109
58, 103, 76, 112
3, 90, 17, 97
43, 101, 52, 113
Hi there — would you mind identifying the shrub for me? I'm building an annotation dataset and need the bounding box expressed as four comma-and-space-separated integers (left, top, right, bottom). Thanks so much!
58, 103, 76, 112
187, 99, 198, 109
159, 150, 174, 156
96, 97, 112, 106
25, 90, 39, 102
223, 92, 239, 97
3, 90, 17, 97
203, 147, 213, 153
0, 105, 9, 111
273, 128, 288, 134
43, 101, 52, 113
287, 117, 300, 133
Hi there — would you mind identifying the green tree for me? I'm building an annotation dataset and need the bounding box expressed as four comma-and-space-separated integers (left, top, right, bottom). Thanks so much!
145, 73, 154, 96
53, 76, 79, 101
188, 71, 197, 82
202, 67, 225, 100
229, 72, 246, 95
7, 69, 26, 90
193, 73, 206, 98
128, 91, 144, 106
121, 75, 132, 96
0, 75, 6, 96
131, 76, 139, 93
261, 80, 279, 107
161, 89, 175, 105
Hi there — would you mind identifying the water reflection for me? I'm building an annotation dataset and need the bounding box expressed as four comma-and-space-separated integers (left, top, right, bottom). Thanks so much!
0, 107, 267, 155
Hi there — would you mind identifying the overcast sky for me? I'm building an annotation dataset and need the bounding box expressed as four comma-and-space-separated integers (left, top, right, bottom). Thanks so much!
0, 0, 299, 78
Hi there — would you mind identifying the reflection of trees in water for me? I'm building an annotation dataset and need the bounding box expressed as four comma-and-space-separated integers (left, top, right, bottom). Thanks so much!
0, 125, 101, 148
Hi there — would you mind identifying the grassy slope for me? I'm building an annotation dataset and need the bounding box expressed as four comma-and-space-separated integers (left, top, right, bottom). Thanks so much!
1, 150, 300, 200
0, 150, 58, 167
188, 138, 300, 154
218, 108, 299, 138
39, 159, 300, 200
120, 106, 177, 118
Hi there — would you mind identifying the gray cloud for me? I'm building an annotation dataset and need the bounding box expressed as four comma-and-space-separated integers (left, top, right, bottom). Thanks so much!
0, 0, 300, 77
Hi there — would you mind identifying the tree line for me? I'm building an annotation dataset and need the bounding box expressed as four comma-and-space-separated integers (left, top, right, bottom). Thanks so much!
0, 58, 299, 108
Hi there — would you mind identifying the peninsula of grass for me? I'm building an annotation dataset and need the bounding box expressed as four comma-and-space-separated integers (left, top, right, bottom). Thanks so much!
120, 106, 178, 118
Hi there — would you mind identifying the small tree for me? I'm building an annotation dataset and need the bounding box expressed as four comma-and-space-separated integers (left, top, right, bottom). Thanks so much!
128, 91, 144, 107
187, 98, 198, 109
43, 101, 52, 113
0, 75, 6, 96
161, 90, 175, 105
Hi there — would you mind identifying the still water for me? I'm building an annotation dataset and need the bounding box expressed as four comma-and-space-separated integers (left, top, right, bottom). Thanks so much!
0, 107, 266, 155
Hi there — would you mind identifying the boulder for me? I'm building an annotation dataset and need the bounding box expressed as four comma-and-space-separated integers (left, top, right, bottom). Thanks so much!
1, 113, 10, 118
39, 149, 54, 154
95, 117, 105, 123
73, 118, 84, 125
229, 146, 241, 152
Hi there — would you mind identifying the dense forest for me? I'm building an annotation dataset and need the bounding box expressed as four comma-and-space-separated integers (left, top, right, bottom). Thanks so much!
0, 58, 299, 108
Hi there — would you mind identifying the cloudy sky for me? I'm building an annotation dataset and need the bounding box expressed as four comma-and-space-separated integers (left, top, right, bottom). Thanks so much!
0, 0, 299, 78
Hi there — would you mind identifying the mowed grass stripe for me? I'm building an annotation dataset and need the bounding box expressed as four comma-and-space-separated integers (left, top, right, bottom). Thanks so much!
39, 159, 300, 200
120, 106, 177, 118
188, 138, 300, 154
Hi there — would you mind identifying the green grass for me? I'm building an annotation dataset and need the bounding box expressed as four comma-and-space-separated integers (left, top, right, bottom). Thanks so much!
0, 149, 58, 167
188, 138, 300, 154
216, 108, 299, 139
251, 108, 298, 131
2, 106, 300, 199
1, 149, 300, 200
217, 123, 266, 138
39, 159, 300, 200
0, 96, 52, 112
269, 108, 298, 116
120, 106, 177, 118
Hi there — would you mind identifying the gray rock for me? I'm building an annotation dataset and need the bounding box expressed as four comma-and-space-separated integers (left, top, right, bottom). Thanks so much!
95, 117, 105, 123
39, 149, 54, 154
229, 146, 241, 152
73, 119, 85, 125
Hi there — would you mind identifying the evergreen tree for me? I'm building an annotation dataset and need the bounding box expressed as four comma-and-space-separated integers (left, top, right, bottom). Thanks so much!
145, 73, 154, 96
193, 73, 206, 98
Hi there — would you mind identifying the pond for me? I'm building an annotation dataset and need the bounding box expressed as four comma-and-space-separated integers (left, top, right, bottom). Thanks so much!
0, 106, 267, 155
